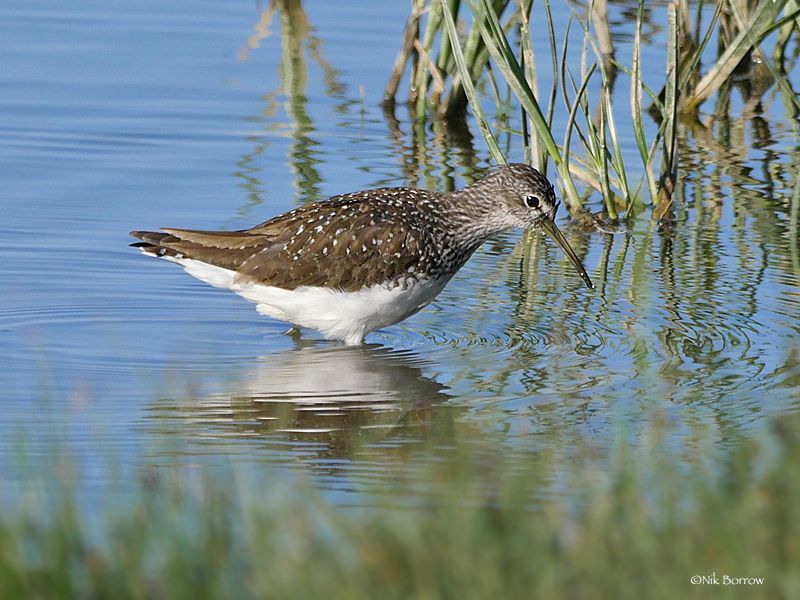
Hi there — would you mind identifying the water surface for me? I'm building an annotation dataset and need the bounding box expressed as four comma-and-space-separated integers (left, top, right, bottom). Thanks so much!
1, 0, 799, 502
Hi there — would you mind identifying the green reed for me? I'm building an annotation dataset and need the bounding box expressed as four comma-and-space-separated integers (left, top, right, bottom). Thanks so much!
385, 0, 800, 221
1, 416, 798, 598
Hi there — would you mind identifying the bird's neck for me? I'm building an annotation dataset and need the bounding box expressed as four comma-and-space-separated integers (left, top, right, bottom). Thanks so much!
439, 183, 513, 246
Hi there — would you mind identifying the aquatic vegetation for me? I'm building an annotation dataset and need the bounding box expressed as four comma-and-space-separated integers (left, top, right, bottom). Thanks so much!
385, 0, 800, 219
0, 419, 797, 598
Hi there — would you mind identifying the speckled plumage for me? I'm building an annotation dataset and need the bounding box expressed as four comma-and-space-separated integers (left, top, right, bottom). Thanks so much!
131, 163, 592, 344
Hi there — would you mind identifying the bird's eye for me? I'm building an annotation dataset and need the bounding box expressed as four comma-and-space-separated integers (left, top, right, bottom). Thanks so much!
524, 195, 540, 209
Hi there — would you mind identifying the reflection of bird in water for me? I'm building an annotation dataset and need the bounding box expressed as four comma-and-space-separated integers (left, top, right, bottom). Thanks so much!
131, 165, 593, 345
148, 344, 454, 463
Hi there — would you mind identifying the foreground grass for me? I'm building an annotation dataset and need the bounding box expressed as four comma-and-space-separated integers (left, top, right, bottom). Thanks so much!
1, 420, 798, 599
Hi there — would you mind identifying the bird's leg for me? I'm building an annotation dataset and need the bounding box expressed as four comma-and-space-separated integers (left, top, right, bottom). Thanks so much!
283, 325, 302, 339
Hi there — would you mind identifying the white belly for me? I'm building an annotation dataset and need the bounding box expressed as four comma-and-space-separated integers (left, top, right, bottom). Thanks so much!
163, 256, 448, 344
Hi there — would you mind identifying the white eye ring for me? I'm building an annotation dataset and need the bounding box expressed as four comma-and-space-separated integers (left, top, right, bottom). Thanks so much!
524, 195, 540, 209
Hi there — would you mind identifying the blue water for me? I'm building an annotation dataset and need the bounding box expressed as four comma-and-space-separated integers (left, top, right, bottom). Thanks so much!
1, 0, 799, 501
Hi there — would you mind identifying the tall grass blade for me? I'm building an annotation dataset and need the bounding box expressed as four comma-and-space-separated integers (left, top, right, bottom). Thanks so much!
472, 0, 582, 211
559, 19, 591, 159
446, 0, 507, 115
434, 0, 461, 82
680, 0, 786, 112
727, 1, 800, 114
583, 0, 627, 217
631, 1, 658, 205
595, 98, 613, 213
384, 0, 425, 105
563, 63, 597, 189
678, 1, 722, 93
518, 0, 538, 169
602, 90, 626, 218
414, 1, 444, 119
658, 2, 679, 211
440, 0, 507, 164
543, 0, 560, 173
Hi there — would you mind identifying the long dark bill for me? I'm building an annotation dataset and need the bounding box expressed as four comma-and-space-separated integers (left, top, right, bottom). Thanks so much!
540, 218, 594, 289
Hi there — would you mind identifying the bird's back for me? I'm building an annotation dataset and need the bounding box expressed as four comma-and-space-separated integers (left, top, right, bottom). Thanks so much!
131, 187, 451, 292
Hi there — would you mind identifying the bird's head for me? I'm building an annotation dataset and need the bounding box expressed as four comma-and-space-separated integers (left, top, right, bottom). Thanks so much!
476, 163, 594, 289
